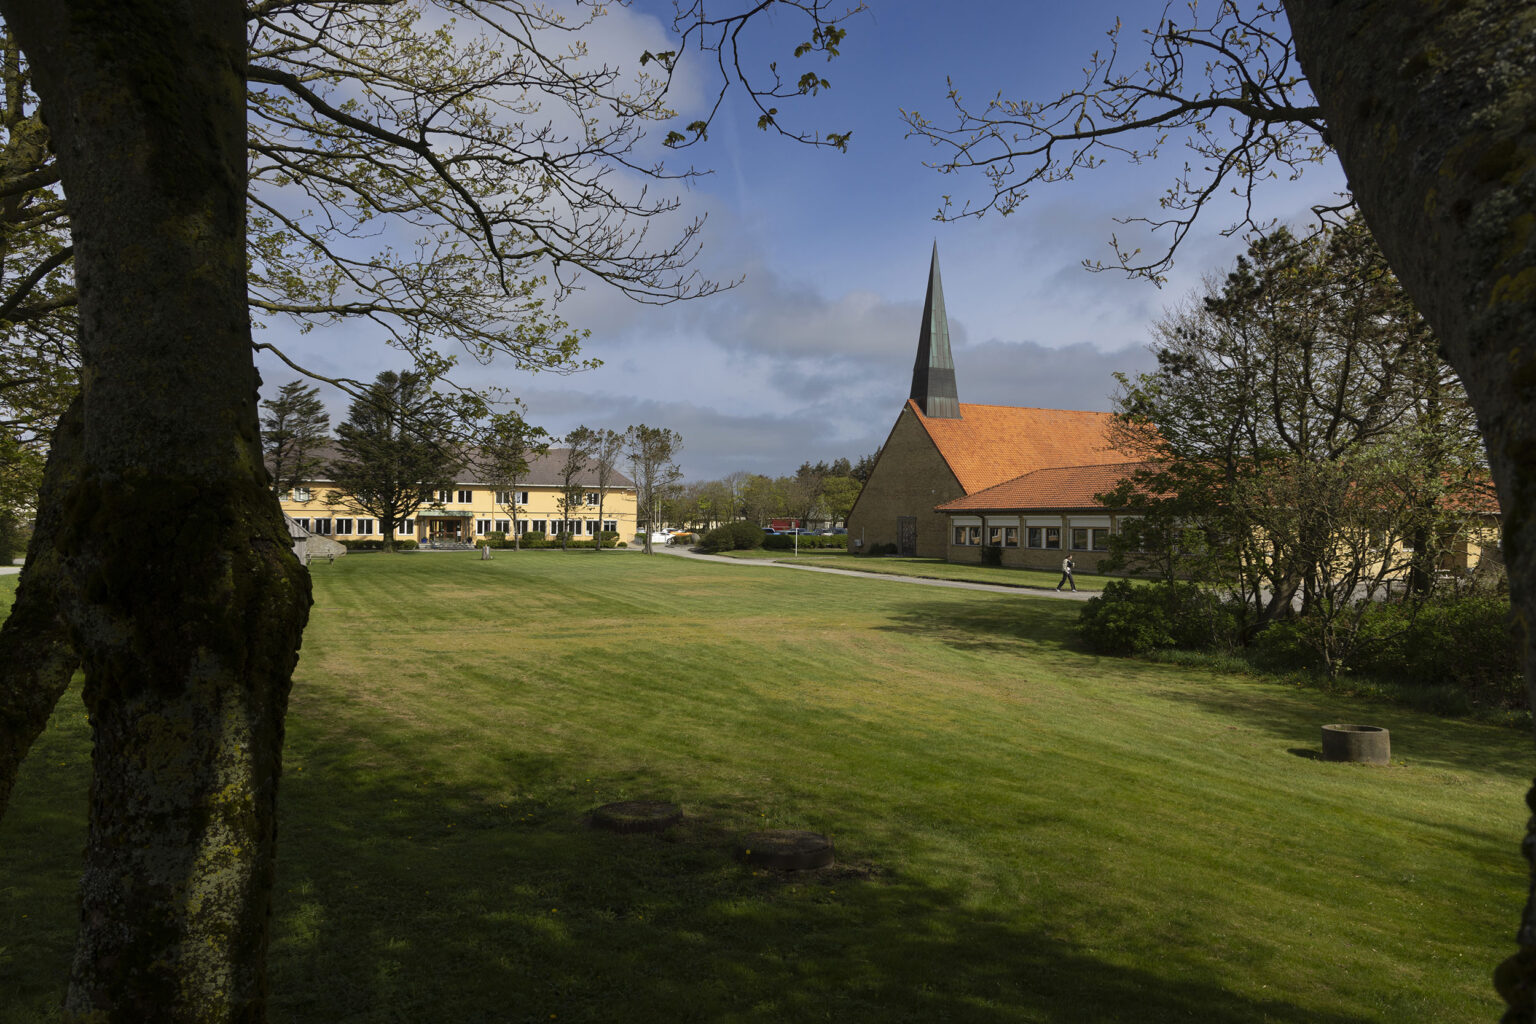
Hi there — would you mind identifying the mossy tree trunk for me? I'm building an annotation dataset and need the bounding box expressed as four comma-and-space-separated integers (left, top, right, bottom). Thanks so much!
1283, 1, 1536, 1017
0, 1, 311, 1020
0, 394, 80, 818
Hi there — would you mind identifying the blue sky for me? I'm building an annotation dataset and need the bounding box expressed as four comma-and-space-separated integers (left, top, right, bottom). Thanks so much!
254, 1, 1348, 481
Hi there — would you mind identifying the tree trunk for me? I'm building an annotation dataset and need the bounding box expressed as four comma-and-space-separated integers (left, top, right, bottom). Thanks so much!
1, 1, 312, 1019
1283, 1, 1536, 1017
0, 394, 81, 820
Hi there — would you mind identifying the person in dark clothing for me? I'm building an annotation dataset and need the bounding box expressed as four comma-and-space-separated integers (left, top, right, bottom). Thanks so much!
1055, 554, 1076, 592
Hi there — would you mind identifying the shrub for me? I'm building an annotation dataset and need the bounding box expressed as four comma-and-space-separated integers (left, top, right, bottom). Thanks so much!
700, 521, 767, 553
981, 545, 1003, 567
1078, 580, 1236, 655
0, 512, 16, 566
867, 541, 899, 557
1351, 594, 1525, 707
1247, 618, 1315, 673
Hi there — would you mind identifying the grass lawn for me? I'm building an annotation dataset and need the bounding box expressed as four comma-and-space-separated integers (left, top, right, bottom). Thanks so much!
708, 548, 1116, 591
0, 554, 1527, 1022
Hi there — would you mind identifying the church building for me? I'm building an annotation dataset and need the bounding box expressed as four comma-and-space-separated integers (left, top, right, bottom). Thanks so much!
845, 245, 1140, 561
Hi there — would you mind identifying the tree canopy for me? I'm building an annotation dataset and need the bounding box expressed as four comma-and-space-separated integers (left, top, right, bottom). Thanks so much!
1104, 219, 1488, 671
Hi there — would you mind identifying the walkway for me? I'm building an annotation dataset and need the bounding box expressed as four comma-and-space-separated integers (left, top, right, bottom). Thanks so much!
650, 545, 1097, 600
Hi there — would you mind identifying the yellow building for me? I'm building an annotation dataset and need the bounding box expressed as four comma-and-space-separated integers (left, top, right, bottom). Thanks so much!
276, 447, 638, 547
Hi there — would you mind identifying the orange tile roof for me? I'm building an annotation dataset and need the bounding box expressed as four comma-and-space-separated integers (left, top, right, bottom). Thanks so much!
911, 400, 1136, 494
936, 462, 1155, 512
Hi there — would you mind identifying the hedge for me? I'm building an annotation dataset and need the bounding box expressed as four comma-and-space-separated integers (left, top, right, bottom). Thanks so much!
762, 533, 846, 550
700, 521, 768, 553
338, 538, 419, 551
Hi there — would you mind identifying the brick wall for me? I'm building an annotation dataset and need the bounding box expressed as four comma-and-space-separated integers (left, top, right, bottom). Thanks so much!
846, 407, 964, 557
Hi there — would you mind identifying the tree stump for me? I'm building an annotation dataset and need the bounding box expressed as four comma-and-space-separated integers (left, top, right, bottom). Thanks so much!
1321, 724, 1391, 765
589, 800, 682, 834
735, 829, 835, 870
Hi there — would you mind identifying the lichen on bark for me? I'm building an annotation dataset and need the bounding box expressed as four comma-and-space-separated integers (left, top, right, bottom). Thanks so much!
0, 1, 314, 1020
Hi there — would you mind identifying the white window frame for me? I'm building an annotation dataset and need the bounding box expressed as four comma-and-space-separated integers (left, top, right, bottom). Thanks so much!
457, 489, 473, 504
334, 518, 353, 535
357, 519, 375, 536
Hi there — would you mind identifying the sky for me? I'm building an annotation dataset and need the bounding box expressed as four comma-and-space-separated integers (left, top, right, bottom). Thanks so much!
253, 1, 1349, 482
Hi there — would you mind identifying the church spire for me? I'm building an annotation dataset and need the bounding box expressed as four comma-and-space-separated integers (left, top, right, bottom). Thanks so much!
909, 242, 961, 418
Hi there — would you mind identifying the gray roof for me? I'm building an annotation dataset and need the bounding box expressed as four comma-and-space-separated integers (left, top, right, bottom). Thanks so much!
461, 447, 634, 489
267, 441, 633, 489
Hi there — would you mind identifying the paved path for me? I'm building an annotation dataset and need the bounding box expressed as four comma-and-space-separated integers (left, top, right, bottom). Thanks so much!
0, 565, 18, 576
649, 545, 1097, 600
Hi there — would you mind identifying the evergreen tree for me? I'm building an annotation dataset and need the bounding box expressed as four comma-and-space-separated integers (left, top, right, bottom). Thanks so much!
260, 380, 330, 497
326, 371, 454, 552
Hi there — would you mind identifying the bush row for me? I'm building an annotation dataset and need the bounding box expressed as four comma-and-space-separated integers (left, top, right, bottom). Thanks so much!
1250, 596, 1524, 708
481, 531, 623, 549
338, 538, 419, 551
1077, 580, 1524, 712
762, 533, 846, 550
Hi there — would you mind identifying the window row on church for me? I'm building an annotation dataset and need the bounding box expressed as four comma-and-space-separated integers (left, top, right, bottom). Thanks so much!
952, 524, 1111, 551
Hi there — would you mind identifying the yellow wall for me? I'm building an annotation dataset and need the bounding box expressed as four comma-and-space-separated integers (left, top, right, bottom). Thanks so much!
278, 481, 638, 543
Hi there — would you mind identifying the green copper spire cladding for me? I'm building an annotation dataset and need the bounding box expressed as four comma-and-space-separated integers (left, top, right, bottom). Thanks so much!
909, 242, 960, 419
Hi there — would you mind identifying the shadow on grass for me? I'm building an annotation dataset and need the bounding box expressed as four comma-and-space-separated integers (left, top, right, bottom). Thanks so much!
875, 595, 1530, 782
875, 595, 1082, 657
263, 771, 1380, 1024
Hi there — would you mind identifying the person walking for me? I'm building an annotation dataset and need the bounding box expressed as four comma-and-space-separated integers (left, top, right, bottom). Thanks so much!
1055, 554, 1077, 592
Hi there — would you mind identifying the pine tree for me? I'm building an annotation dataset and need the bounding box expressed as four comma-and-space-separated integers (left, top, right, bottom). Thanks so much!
260, 380, 330, 497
